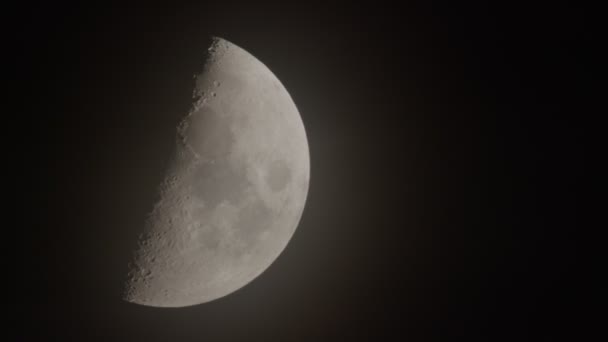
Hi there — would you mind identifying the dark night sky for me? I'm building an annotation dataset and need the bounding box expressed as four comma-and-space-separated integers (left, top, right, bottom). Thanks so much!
15, 1, 593, 340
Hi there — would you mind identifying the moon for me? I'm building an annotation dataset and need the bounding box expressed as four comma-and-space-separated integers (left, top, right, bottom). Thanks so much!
123, 37, 310, 307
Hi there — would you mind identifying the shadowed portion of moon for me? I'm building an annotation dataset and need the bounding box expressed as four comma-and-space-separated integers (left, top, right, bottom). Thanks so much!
192, 160, 249, 209
235, 200, 273, 243
122, 37, 310, 307
266, 160, 292, 191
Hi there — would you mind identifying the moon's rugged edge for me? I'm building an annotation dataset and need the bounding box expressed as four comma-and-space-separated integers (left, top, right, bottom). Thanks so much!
123, 37, 310, 307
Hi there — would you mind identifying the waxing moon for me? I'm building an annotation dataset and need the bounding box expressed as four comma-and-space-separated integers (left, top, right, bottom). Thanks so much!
123, 37, 310, 307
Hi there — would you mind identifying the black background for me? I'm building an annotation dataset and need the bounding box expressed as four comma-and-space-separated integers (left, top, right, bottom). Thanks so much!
15, 1, 593, 340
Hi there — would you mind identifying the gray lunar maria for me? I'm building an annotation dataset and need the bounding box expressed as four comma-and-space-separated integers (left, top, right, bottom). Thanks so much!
123, 37, 310, 307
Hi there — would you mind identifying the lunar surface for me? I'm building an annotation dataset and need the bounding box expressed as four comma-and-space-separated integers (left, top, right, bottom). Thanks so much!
123, 37, 310, 307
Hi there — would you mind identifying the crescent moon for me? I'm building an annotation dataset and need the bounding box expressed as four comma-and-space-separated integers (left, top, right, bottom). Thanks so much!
123, 37, 310, 307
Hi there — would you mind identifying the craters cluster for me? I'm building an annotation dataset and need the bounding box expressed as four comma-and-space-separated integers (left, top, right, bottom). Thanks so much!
123, 255, 155, 301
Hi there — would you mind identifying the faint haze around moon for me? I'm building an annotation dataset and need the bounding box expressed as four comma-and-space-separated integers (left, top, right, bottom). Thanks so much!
123, 37, 310, 307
